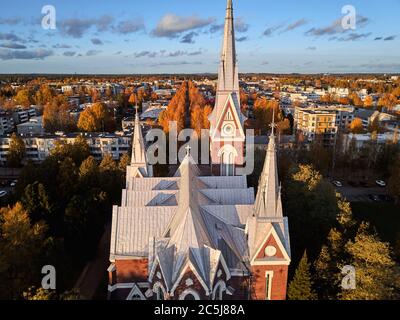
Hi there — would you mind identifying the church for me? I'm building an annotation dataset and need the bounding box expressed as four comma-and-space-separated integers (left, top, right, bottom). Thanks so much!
107, 0, 291, 300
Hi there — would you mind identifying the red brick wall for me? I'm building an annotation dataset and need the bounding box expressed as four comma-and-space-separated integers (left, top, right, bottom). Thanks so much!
173, 267, 207, 300
251, 265, 288, 300
115, 259, 148, 283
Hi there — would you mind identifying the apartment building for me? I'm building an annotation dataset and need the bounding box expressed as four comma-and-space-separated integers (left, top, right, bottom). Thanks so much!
12, 107, 37, 125
295, 107, 339, 144
0, 132, 131, 165
0, 114, 14, 135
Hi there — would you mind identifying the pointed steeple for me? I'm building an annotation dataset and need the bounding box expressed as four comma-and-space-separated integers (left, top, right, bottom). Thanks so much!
254, 111, 281, 217
218, 0, 239, 94
127, 105, 153, 178
209, 0, 246, 174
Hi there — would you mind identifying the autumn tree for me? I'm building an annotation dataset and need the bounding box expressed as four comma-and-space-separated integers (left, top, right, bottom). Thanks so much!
314, 198, 355, 299
287, 251, 317, 300
77, 103, 116, 132
35, 85, 54, 106
128, 93, 137, 107
23, 287, 57, 300
188, 81, 211, 135
14, 88, 33, 108
349, 118, 364, 134
378, 93, 398, 111
339, 222, 400, 300
91, 88, 99, 103
51, 135, 90, 166
284, 164, 339, 263
364, 95, 374, 108
0, 203, 48, 299
21, 182, 53, 223
159, 82, 188, 133
79, 156, 100, 188
253, 97, 279, 134
118, 153, 131, 174
349, 92, 363, 107
43, 95, 75, 132
6, 133, 25, 167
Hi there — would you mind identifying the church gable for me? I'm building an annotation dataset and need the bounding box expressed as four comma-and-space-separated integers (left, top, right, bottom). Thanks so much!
171, 265, 208, 299
212, 94, 245, 140
251, 225, 290, 265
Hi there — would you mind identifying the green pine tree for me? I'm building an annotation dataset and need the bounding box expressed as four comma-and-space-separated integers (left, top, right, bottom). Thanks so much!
287, 251, 317, 300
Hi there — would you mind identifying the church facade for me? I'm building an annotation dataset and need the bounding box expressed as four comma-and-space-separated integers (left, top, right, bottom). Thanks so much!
107, 0, 291, 300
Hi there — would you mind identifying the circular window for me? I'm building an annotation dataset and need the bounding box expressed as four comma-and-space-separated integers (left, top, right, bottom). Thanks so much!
265, 246, 277, 257
223, 124, 234, 136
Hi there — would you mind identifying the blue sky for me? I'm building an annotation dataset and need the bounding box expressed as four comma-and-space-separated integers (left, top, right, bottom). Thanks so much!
0, 0, 399, 74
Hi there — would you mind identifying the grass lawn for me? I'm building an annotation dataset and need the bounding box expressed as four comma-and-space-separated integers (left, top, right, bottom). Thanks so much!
351, 202, 400, 246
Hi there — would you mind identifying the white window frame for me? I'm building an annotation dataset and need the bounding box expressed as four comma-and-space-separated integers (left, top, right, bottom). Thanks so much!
179, 288, 200, 300
265, 271, 274, 300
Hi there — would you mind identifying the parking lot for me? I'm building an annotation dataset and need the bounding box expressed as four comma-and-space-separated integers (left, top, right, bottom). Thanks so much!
335, 184, 390, 203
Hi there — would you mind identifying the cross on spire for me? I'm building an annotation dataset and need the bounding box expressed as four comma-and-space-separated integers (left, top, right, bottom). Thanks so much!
269, 108, 277, 136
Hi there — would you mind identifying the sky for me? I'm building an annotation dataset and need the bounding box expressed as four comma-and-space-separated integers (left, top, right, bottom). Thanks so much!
0, 0, 399, 74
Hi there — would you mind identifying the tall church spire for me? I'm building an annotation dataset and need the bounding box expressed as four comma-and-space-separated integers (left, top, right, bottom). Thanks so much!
208, 0, 246, 176
254, 113, 281, 217
127, 106, 153, 178
218, 0, 239, 94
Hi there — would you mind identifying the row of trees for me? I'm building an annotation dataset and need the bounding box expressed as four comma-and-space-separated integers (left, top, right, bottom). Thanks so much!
158, 81, 212, 134
0, 137, 129, 299
189, 81, 212, 135
320, 87, 400, 112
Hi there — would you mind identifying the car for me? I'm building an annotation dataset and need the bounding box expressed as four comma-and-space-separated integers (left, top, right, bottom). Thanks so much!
332, 181, 343, 187
10, 180, 17, 187
368, 194, 380, 202
0, 191, 7, 198
376, 180, 386, 187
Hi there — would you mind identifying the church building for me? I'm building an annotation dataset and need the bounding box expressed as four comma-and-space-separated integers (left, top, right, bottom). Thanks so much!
107, 0, 291, 300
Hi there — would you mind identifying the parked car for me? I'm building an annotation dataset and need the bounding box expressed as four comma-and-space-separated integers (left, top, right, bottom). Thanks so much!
332, 181, 343, 187
368, 194, 380, 202
375, 180, 386, 187
10, 180, 17, 187
0, 191, 7, 198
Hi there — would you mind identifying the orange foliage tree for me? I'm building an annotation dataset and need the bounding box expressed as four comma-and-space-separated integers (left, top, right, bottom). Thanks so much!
253, 97, 280, 134
43, 95, 76, 132
349, 117, 364, 134
159, 82, 188, 133
77, 103, 116, 132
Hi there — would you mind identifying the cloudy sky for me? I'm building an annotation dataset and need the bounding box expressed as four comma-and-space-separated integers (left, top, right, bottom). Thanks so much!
0, 0, 399, 74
